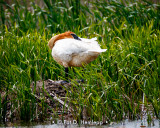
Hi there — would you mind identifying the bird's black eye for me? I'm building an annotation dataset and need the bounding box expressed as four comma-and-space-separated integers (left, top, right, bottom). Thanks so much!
71, 34, 81, 41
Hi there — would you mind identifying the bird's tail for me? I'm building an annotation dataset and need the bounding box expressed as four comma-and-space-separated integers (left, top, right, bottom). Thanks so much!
87, 49, 107, 54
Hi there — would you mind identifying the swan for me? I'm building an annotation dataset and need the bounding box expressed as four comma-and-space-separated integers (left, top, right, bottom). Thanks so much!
48, 31, 107, 82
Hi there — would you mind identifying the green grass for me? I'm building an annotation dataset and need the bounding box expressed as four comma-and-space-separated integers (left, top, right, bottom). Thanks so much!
0, 0, 160, 124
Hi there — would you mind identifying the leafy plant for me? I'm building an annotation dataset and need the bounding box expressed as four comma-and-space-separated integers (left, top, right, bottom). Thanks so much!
0, 0, 159, 124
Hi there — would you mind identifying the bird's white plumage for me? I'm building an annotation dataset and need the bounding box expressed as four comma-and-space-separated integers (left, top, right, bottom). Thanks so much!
51, 37, 107, 67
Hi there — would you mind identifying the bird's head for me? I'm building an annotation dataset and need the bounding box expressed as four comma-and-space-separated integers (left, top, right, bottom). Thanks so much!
48, 31, 81, 49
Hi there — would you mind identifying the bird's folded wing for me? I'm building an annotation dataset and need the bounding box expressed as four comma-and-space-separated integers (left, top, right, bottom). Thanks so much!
53, 39, 88, 55
54, 38, 106, 55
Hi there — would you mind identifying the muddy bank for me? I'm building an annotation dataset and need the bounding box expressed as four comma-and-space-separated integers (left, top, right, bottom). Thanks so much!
1, 79, 77, 124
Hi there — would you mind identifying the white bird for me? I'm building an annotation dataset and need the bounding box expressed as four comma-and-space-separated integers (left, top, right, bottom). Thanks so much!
48, 31, 107, 82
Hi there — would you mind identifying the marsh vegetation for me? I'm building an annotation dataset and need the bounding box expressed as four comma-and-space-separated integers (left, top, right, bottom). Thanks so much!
0, 0, 159, 126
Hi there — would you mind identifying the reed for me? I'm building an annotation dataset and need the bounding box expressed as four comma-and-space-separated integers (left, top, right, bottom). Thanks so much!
0, 0, 159, 124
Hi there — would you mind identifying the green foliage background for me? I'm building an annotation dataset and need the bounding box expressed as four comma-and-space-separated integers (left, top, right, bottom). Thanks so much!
0, 0, 159, 124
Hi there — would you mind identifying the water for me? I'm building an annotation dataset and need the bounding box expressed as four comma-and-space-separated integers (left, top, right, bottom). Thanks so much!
0, 119, 159, 128
108, 119, 159, 128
